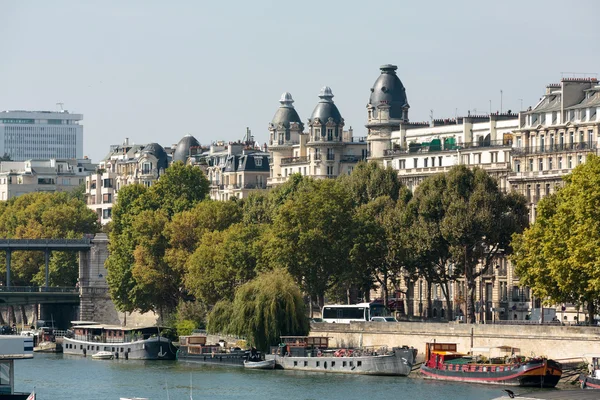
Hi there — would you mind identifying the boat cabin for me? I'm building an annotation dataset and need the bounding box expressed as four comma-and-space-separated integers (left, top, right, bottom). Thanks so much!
424, 343, 466, 368
272, 336, 329, 357
0, 336, 33, 399
71, 324, 165, 344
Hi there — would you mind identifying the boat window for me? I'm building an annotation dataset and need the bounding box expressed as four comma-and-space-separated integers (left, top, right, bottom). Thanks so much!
357, 361, 362, 367
97, 346, 100, 351
293, 361, 298, 367
112, 347, 115, 352
121, 348, 124, 352
350, 361, 353, 367
331, 362, 335, 367
324, 362, 327, 369
343, 361, 347, 367
316, 361, 320, 367
128, 348, 131, 353
303, 361, 308, 367
80, 345, 83, 350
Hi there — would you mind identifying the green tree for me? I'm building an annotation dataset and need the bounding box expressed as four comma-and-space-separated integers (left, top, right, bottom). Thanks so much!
145, 162, 210, 217
341, 161, 403, 206
512, 155, 600, 322
265, 177, 353, 315
185, 223, 264, 305
0, 192, 98, 286
413, 166, 528, 323
216, 269, 308, 351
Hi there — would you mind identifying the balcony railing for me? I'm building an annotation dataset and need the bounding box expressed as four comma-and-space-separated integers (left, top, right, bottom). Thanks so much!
281, 156, 309, 165
513, 142, 595, 156
326, 154, 335, 161
384, 140, 510, 156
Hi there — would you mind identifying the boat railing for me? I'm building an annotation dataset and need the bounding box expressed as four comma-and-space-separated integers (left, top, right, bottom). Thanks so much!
71, 334, 151, 343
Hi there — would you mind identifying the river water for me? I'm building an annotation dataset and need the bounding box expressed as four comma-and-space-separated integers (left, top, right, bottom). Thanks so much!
16, 354, 524, 400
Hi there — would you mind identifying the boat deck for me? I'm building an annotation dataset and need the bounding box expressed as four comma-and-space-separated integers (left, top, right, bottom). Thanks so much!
492, 390, 600, 400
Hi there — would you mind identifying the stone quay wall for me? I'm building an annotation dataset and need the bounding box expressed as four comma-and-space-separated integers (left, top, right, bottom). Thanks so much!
310, 322, 600, 362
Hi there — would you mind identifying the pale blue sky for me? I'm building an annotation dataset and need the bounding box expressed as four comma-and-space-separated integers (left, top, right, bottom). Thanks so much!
1, 1, 599, 162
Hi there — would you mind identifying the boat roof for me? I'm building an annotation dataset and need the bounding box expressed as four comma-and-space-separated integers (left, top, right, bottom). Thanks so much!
70, 320, 100, 325
72, 324, 167, 331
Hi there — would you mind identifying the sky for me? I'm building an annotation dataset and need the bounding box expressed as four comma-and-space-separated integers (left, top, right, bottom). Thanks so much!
1, 1, 599, 162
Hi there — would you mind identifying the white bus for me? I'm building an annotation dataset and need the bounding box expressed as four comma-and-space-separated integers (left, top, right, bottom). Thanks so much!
321, 302, 389, 323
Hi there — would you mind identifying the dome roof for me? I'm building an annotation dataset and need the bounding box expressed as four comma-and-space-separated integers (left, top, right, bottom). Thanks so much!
309, 86, 343, 125
142, 142, 168, 171
172, 134, 200, 163
369, 64, 409, 119
271, 92, 303, 129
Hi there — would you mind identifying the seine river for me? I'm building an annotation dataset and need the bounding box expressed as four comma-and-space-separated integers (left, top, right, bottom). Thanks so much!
17, 354, 513, 400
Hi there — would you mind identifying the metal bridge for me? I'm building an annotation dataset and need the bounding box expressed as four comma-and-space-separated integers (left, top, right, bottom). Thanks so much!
0, 286, 79, 305
0, 238, 92, 290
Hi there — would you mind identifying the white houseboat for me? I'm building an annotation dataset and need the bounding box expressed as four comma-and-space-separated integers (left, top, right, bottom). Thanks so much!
63, 323, 177, 360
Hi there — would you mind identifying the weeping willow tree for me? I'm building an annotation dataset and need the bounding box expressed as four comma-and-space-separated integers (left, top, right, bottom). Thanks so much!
207, 269, 309, 351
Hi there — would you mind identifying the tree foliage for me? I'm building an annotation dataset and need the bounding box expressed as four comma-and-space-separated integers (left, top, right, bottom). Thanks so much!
513, 154, 600, 321
209, 269, 308, 351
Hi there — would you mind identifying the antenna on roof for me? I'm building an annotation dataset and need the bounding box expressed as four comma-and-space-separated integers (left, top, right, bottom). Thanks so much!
56, 102, 64, 111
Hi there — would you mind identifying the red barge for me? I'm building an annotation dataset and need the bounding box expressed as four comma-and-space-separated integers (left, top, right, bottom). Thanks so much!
420, 343, 562, 388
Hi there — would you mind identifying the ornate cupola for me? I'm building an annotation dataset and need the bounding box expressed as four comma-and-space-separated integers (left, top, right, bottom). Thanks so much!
366, 64, 410, 161
269, 92, 303, 148
308, 86, 344, 142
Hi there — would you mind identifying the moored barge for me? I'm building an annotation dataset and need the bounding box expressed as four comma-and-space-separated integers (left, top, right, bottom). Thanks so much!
420, 343, 562, 387
63, 323, 177, 360
177, 333, 262, 366
266, 336, 417, 376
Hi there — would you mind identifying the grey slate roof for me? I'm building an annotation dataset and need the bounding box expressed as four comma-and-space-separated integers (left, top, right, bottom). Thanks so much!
369, 64, 409, 119
309, 87, 343, 126
142, 143, 168, 171
173, 135, 200, 163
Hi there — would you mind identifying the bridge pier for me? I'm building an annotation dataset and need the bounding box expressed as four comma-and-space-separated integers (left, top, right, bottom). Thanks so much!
44, 249, 50, 289
5, 250, 10, 289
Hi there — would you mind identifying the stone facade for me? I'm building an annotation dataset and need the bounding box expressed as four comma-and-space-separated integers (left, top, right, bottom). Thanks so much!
268, 90, 367, 186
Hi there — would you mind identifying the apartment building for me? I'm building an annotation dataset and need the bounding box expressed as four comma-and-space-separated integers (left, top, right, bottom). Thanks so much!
267, 89, 367, 187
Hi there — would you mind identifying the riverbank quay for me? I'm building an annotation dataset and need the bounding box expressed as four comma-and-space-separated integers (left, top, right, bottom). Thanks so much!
310, 322, 600, 362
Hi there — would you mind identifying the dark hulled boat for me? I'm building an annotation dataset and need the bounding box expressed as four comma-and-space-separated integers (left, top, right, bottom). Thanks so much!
420, 343, 562, 387
177, 334, 261, 366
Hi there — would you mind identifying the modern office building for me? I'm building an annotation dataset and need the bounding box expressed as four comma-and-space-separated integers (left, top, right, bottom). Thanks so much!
0, 110, 83, 161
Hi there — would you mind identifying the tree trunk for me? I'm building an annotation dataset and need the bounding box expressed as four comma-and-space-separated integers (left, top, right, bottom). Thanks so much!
587, 300, 595, 326
466, 280, 476, 324
308, 295, 313, 318
442, 282, 453, 321
425, 280, 432, 319
20, 306, 28, 326
382, 272, 389, 310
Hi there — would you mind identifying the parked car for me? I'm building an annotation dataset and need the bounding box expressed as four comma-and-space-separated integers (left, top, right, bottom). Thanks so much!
370, 316, 397, 322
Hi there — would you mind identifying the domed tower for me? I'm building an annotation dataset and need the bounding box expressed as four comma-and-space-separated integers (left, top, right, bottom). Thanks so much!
268, 92, 304, 182
366, 64, 409, 161
307, 86, 344, 175
308, 86, 344, 142
172, 134, 200, 164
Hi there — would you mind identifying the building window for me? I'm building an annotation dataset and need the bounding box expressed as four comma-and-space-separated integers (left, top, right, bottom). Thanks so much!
526, 185, 531, 202
142, 163, 152, 175
545, 184, 550, 196
90, 195, 96, 205
102, 193, 112, 204
548, 157, 553, 170
327, 129, 333, 141
254, 157, 263, 167
538, 158, 543, 171
558, 157, 562, 169
424, 158, 428, 168
568, 156, 573, 169
438, 156, 443, 166
578, 155, 583, 165
413, 158, 418, 168
535, 184, 540, 201
515, 160, 520, 173
102, 208, 112, 219
528, 159, 533, 171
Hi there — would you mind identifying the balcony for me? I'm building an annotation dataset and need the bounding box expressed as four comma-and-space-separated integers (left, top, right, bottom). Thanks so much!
326, 154, 335, 161
340, 155, 364, 163
512, 142, 596, 156
349, 136, 367, 143
281, 156, 309, 165
384, 139, 510, 157
270, 140, 299, 148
